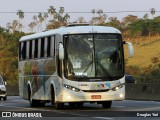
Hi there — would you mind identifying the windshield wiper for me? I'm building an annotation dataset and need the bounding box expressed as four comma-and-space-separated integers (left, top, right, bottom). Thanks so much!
83, 60, 93, 73
95, 52, 112, 77
97, 61, 112, 77
83, 52, 94, 74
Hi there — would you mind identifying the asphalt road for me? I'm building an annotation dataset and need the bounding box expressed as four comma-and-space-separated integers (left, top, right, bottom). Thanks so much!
0, 96, 160, 120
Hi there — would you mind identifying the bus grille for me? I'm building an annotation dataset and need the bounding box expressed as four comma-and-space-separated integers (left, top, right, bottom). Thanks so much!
82, 89, 110, 92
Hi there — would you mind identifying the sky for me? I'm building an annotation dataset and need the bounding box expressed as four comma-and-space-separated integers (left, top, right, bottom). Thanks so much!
0, 0, 160, 32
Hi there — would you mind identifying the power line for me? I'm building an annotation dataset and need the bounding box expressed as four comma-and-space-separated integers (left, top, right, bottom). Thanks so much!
0, 11, 160, 14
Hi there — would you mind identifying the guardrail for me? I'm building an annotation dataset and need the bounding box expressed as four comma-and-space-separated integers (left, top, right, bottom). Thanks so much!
6, 84, 19, 96
125, 83, 160, 101
6, 83, 160, 101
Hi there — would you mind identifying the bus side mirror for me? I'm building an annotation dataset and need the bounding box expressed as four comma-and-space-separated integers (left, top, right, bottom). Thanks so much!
124, 41, 134, 58
59, 43, 64, 60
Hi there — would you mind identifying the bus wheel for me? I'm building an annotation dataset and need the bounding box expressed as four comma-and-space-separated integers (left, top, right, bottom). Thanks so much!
40, 101, 45, 107
55, 103, 64, 109
51, 86, 64, 109
28, 87, 37, 107
3, 96, 7, 101
51, 86, 55, 105
29, 96, 37, 107
102, 101, 112, 108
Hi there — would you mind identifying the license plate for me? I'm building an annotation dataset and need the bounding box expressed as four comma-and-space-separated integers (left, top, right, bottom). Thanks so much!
91, 95, 101, 99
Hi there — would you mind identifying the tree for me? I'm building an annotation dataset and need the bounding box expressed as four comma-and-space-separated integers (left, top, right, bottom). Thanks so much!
143, 13, 149, 20
43, 13, 49, 27
107, 17, 121, 30
64, 13, 70, 23
122, 15, 138, 27
90, 9, 107, 24
76, 17, 86, 23
32, 15, 39, 32
48, 6, 56, 20
33, 15, 38, 22
16, 10, 24, 31
128, 19, 144, 37
28, 22, 37, 33
91, 9, 96, 18
46, 6, 70, 29
150, 8, 156, 16
6, 22, 12, 31
0, 28, 25, 85
38, 13, 44, 31
11, 20, 19, 33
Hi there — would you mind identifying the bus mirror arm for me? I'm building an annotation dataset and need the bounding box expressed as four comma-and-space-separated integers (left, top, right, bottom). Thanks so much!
123, 41, 134, 58
59, 43, 64, 60
4, 81, 7, 86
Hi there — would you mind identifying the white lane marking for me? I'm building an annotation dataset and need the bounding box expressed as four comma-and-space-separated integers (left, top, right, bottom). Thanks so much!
94, 117, 114, 120
114, 106, 125, 108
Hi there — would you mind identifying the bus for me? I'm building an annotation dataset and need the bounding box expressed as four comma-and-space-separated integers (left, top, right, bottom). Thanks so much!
18, 25, 134, 109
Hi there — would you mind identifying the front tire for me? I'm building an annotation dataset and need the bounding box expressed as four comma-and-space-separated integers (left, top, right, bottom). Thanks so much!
51, 85, 64, 109
3, 96, 7, 101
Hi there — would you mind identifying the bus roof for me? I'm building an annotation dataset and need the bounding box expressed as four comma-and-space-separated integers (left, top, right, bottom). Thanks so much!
19, 26, 121, 42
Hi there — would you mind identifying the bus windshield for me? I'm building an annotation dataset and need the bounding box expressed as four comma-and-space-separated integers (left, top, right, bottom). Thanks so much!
64, 34, 124, 81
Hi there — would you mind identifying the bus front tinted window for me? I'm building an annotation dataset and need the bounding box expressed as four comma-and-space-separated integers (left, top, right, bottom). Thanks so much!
64, 34, 124, 81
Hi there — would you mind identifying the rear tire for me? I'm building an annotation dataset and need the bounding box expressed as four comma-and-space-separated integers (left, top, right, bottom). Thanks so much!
28, 86, 38, 107
102, 101, 112, 108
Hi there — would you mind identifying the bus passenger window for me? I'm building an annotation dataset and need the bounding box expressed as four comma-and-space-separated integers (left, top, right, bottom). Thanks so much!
41, 38, 45, 58
34, 39, 38, 58
47, 37, 51, 57
29, 41, 32, 59
21, 42, 26, 60
19, 42, 21, 60
50, 36, 55, 57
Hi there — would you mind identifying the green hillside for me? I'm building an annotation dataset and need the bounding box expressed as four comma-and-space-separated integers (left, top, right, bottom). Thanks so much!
124, 36, 160, 68
124, 36, 160, 83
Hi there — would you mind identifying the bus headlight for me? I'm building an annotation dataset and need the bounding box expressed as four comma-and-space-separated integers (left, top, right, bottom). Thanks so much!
64, 84, 81, 92
112, 84, 124, 91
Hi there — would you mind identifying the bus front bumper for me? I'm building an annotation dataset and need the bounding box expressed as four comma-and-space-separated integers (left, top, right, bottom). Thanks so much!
59, 86, 125, 102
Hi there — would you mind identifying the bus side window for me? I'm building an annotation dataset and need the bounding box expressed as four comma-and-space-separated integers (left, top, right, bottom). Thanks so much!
29, 40, 32, 59
34, 39, 38, 58
50, 36, 55, 57
47, 36, 51, 57
38, 38, 41, 58
21, 41, 26, 60
44, 37, 48, 57
19, 42, 21, 60
26, 41, 30, 59
32, 40, 35, 58
41, 38, 45, 58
